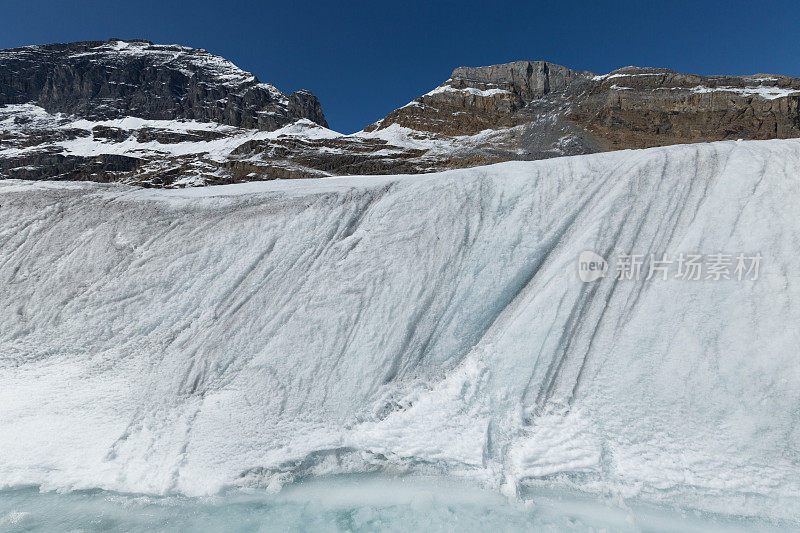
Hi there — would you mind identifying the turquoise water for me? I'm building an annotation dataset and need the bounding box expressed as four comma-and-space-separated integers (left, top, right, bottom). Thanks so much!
0, 477, 793, 532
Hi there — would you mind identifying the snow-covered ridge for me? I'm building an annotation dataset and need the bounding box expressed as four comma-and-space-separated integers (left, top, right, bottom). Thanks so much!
1, 39, 276, 94
690, 84, 800, 99
0, 104, 502, 169
592, 69, 800, 99
0, 104, 339, 161
33, 39, 265, 89
424, 84, 513, 98
592, 72, 665, 80
1, 139, 798, 523
87, 41, 290, 102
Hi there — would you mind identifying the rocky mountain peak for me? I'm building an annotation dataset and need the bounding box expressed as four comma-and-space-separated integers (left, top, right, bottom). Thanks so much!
0, 39, 327, 130
364, 59, 592, 136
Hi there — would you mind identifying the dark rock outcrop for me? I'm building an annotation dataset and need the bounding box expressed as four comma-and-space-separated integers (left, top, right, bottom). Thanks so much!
1, 152, 141, 181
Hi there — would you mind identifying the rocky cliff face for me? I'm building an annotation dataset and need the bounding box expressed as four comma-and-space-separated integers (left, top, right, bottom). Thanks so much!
572, 66, 800, 149
367, 61, 800, 165
0, 39, 327, 130
368, 61, 588, 136
2, 41, 800, 187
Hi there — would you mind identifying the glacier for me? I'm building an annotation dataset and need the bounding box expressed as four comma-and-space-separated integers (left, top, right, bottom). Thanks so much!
0, 139, 799, 524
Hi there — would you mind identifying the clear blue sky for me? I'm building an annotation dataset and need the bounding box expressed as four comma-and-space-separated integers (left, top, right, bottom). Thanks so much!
2, 0, 799, 133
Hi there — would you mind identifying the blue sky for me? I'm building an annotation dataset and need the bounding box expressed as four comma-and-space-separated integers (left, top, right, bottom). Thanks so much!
2, 0, 799, 133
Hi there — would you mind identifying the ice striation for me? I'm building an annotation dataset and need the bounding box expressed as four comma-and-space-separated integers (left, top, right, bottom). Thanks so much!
0, 139, 799, 524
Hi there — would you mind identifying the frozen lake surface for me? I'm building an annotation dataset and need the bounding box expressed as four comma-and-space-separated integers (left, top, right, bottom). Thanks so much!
0, 477, 793, 532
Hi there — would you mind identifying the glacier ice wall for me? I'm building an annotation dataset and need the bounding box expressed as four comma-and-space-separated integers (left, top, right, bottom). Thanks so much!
0, 139, 799, 520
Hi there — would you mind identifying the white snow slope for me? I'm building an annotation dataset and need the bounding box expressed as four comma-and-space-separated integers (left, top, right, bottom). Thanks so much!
0, 139, 799, 522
